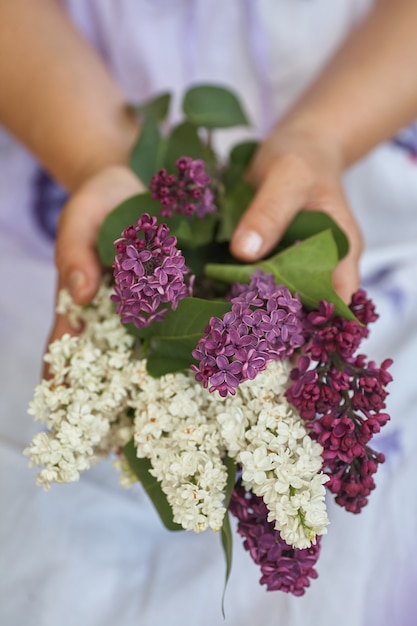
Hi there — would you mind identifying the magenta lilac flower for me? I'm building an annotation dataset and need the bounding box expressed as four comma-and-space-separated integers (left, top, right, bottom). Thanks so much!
229, 479, 321, 595
286, 289, 393, 513
150, 156, 216, 218
191, 271, 305, 396
111, 213, 191, 328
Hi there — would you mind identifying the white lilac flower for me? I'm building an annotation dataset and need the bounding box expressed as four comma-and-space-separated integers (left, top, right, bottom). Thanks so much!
24, 283, 138, 489
131, 358, 328, 545
215, 360, 329, 548
133, 370, 229, 533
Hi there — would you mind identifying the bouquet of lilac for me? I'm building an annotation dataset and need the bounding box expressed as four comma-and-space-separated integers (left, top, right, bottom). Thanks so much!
25, 85, 392, 600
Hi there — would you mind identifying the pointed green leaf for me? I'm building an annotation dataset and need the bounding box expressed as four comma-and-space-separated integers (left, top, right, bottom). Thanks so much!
182, 242, 233, 277
97, 191, 219, 270
123, 439, 183, 531
229, 140, 258, 167
182, 84, 249, 129
132, 92, 172, 122
222, 141, 258, 190
144, 297, 232, 376
126, 297, 232, 376
129, 116, 167, 186
128, 297, 232, 339
163, 212, 218, 249
220, 456, 236, 616
216, 179, 254, 243
205, 231, 356, 320
97, 193, 161, 267
280, 210, 349, 260
163, 121, 207, 173
223, 455, 237, 508
221, 512, 233, 618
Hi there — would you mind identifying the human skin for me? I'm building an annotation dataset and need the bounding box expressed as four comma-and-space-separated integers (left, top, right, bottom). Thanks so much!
231, 0, 417, 300
0, 0, 417, 344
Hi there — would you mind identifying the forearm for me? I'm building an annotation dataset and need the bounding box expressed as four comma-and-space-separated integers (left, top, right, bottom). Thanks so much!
0, 0, 138, 191
278, 0, 417, 167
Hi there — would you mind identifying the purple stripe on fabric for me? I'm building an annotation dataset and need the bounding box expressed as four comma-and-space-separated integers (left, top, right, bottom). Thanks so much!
32, 168, 68, 240
362, 268, 408, 316
371, 429, 402, 465
391, 121, 417, 160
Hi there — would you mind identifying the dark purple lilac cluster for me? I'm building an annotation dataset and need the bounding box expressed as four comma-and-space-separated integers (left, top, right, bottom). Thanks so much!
191, 271, 305, 397
150, 157, 216, 218
111, 213, 191, 328
229, 479, 321, 595
286, 290, 392, 513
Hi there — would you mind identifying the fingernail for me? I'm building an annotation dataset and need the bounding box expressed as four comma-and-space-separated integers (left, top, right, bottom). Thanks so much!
68, 271, 86, 298
235, 230, 263, 258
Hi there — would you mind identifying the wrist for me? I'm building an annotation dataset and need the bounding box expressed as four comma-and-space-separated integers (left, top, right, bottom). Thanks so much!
66, 106, 140, 192
248, 121, 345, 190
269, 120, 346, 172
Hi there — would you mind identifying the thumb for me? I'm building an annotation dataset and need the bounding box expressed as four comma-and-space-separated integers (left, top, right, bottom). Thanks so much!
230, 164, 309, 261
44, 206, 101, 377
55, 196, 105, 306
54, 164, 145, 305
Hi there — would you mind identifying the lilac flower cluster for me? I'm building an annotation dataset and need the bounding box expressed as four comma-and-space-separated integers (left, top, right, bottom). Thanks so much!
286, 290, 392, 513
111, 213, 191, 328
150, 157, 216, 218
229, 479, 321, 595
191, 271, 305, 397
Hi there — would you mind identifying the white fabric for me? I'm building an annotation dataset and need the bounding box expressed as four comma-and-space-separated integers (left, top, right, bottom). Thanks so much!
1, 1, 417, 625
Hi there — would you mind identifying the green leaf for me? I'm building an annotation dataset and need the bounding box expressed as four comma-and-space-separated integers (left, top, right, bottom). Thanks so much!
97, 190, 218, 270
221, 512, 233, 618
97, 193, 161, 267
123, 439, 183, 531
129, 297, 232, 339
163, 212, 218, 249
145, 344, 197, 377
205, 230, 356, 320
182, 84, 249, 129
222, 140, 258, 190
229, 140, 258, 168
129, 116, 167, 186
132, 92, 171, 122
223, 455, 237, 508
219, 457, 237, 616
144, 296, 232, 376
181, 242, 233, 277
216, 179, 254, 243
280, 210, 349, 260
127, 297, 232, 376
163, 121, 207, 173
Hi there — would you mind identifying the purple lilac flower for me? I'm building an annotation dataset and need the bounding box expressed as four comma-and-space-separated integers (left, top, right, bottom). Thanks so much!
111, 213, 191, 328
286, 289, 393, 513
229, 479, 321, 595
150, 157, 216, 218
191, 271, 305, 396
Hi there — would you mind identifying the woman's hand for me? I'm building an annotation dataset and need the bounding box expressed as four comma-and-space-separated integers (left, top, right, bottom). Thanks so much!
230, 127, 363, 303
229, 0, 417, 304
47, 165, 145, 347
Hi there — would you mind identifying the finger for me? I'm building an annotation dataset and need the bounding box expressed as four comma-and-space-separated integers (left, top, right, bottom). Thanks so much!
55, 166, 145, 306
332, 243, 361, 304
320, 190, 363, 304
55, 199, 104, 306
230, 156, 312, 261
